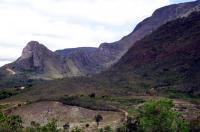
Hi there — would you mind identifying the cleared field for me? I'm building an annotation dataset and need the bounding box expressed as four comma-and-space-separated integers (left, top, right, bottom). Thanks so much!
8, 101, 125, 131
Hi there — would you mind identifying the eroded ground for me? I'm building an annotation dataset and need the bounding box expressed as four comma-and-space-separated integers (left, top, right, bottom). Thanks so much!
7, 101, 125, 131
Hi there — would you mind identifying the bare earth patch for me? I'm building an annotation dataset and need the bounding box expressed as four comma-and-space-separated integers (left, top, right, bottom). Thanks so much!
9, 101, 124, 131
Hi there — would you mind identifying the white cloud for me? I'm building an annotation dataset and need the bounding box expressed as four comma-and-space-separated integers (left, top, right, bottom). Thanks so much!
0, 61, 12, 67
0, 0, 170, 66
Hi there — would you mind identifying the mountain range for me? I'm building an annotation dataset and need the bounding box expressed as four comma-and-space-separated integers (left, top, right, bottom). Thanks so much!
1, 0, 200, 83
104, 11, 200, 95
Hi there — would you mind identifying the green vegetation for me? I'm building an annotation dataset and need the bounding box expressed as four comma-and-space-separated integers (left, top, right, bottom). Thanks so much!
0, 89, 22, 100
167, 90, 200, 104
137, 99, 189, 132
0, 98, 199, 131
115, 99, 191, 132
60, 95, 117, 111
26, 119, 61, 132
116, 117, 138, 132
167, 90, 199, 99
0, 87, 36, 101
99, 126, 113, 132
0, 113, 62, 132
0, 104, 12, 111
0, 73, 34, 89
0, 112, 23, 132
71, 127, 84, 132
60, 95, 145, 112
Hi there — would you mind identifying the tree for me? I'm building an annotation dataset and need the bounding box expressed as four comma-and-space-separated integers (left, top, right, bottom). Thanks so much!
116, 117, 137, 132
137, 99, 189, 132
126, 117, 138, 132
95, 114, 103, 126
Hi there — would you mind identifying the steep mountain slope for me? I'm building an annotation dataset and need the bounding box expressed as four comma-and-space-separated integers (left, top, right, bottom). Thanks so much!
55, 47, 97, 57
107, 11, 200, 95
90, 0, 200, 67
1, 0, 200, 80
2, 41, 99, 79
0, 41, 117, 80
45, 0, 200, 76
1, 41, 106, 79
55, 47, 105, 74
3, 41, 70, 79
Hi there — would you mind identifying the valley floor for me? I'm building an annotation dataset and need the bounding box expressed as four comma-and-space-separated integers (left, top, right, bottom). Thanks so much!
0, 94, 199, 131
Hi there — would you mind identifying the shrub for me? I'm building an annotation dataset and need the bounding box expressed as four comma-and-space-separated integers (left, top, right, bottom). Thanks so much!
137, 99, 189, 132
99, 126, 113, 132
0, 112, 23, 132
40, 119, 59, 132
26, 119, 61, 132
104, 126, 113, 132
89, 93, 96, 98
71, 127, 84, 132
63, 122, 70, 130
116, 123, 127, 132
85, 124, 89, 128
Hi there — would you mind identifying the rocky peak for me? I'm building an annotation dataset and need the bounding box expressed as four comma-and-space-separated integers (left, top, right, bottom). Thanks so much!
19, 41, 51, 60
12, 41, 59, 73
26, 41, 41, 47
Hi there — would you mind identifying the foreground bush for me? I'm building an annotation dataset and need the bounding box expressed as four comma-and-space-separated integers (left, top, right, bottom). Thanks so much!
0, 112, 61, 132
137, 99, 189, 132
0, 112, 23, 132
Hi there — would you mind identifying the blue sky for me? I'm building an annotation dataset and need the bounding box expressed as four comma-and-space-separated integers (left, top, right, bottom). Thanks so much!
170, 0, 195, 3
0, 0, 196, 66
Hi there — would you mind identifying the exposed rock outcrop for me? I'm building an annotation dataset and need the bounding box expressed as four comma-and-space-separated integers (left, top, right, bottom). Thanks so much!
2, 0, 200, 79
